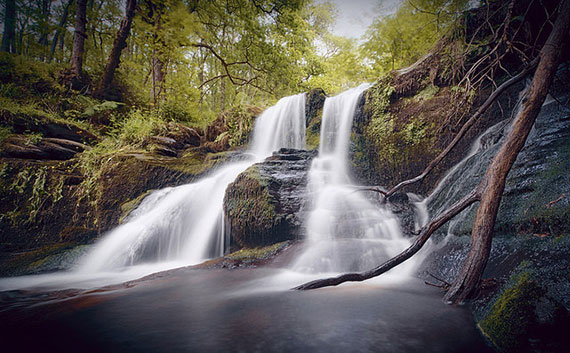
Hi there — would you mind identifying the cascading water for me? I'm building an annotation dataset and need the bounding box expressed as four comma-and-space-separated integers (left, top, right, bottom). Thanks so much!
78, 93, 307, 274
291, 84, 411, 275
407, 120, 508, 235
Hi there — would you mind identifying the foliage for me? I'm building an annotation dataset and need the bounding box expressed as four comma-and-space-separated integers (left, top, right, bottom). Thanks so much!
114, 109, 169, 147
0, 126, 12, 146
1, 0, 474, 127
221, 103, 263, 147
361, 0, 469, 77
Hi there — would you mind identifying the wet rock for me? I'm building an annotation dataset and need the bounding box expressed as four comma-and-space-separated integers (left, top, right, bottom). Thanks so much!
427, 79, 570, 237
152, 144, 178, 157
151, 136, 181, 150
194, 241, 293, 269
386, 192, 416, 237
224, 148, 317, 248
418, 234, 570, 353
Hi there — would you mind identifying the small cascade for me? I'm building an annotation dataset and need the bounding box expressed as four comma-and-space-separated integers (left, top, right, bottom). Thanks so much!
291, 84, 410, 274
407, 120, 507, 234
78, 93, 306, 273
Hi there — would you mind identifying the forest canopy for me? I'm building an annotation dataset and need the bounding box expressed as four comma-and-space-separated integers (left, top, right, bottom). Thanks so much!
0, 0, 470, 123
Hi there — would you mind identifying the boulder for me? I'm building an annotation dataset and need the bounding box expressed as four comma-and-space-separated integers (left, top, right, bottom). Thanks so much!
224, 148, 317, 248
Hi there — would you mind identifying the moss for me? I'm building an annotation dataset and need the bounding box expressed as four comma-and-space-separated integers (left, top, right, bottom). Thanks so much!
0, 242, 75, 276
119, 190, 153, 223
0, 165, 61, 226
224, 166, 280, 247
414, 84, 440, 101
227, 241, 288, 261
478, 269, 544, 352
195, 241, 291, 269
519, 138, 570, 231
156, 150, 231, 175
306, 108, 322, 150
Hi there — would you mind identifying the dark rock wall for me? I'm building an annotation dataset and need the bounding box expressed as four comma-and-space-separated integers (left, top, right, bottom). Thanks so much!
427, 66, 570, 237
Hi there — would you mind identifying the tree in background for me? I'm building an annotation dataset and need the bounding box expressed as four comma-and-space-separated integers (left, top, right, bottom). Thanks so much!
68, 0, 88, 88
362, 0, 469, 76
93, 0, 137, 100
48, 0, 74, 63
1, 0, 17, 53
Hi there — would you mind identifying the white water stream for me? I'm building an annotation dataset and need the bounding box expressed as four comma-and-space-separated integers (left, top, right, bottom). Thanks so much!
0, 93, 307, 290
79, 93, 307, 273
290, 84, 413, 276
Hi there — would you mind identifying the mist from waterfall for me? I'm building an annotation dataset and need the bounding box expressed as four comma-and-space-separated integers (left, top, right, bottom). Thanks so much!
291, 84, 412, 275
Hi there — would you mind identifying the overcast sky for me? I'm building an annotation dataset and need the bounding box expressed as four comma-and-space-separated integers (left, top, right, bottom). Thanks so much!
315, 0, 403, 40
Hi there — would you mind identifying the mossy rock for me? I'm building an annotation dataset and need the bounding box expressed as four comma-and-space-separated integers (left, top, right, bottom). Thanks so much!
194, 241, 292, 269
478, 270, 543, 352
224, 167, 281, 247
306, 109, 322, 150
305, 88, 326, 126
224, 149, 315, 248
0, 242, 79, 276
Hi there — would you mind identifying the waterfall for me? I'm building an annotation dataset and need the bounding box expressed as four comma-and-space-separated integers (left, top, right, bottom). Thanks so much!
291, 84, 411, 274
78, 93, 306, 273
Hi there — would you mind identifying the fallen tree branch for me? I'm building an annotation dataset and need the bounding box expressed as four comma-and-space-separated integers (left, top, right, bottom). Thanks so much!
382, 57, 538, 198
294, 188, 481, 290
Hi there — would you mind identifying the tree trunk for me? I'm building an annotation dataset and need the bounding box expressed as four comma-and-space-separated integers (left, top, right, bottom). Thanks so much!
48, 0, 73, 63
37, 0, 51, 49
443, 0, 570, 304
1, 0, 16, 53
151, 50, 166, 105
93, 0, 136, 100
70, 0, 88, 78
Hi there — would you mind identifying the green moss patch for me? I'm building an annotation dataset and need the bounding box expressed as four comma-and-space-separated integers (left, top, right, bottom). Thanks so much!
224, 166, 281, 247
0, 242, 75, 276
478, 269, 543, 352
195, 241, 291, 269
306, 109, 322, 150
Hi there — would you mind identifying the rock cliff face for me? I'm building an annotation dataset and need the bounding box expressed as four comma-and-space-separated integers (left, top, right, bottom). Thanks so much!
223, 148, 316, 248
427, 69, 570, 237
417, 66, 570, 352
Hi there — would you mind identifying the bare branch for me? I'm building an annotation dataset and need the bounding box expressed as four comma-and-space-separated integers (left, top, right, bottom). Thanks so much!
382, 57, 539, 198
